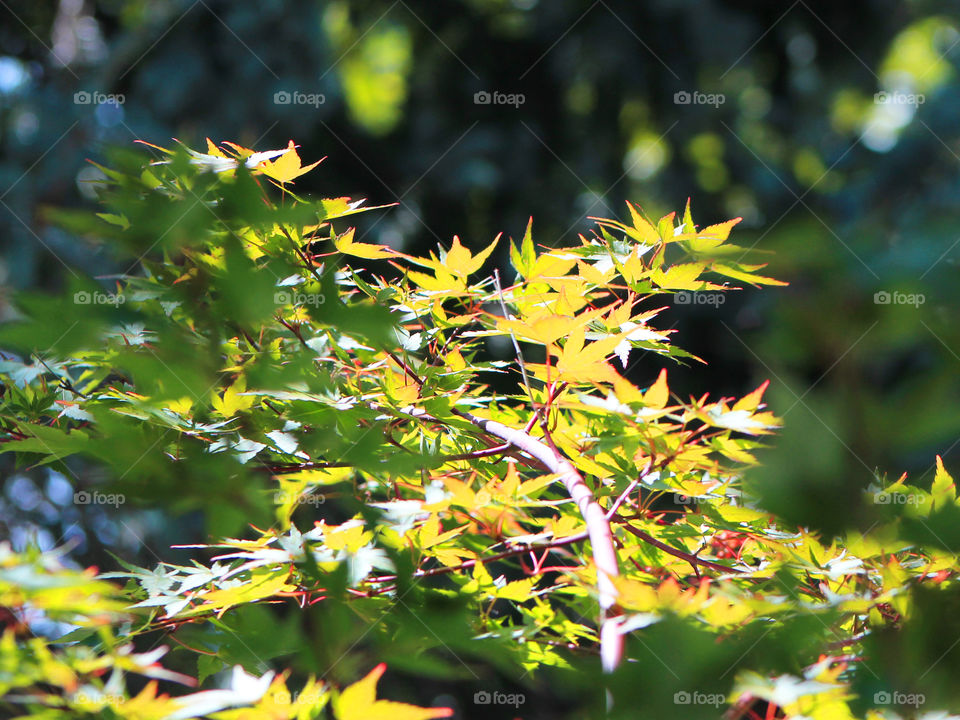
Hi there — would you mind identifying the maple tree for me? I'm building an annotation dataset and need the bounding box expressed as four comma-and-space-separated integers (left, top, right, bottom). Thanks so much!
1, 139, 958, 719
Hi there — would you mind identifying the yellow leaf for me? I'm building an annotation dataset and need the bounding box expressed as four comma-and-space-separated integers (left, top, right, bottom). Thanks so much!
220, 140, 256, 159
164, 396, 194, 415
325, 522, 372, 552
548, 282, 590, 314
190, 570, 294, 614
335, 665, 453, 720
205, 138, 229, 157
931, 455, 957, 510
443, 349, 466, 371
651, 263, 706, 290
497, 577, 536, 602
643, 369, 669, 409
406, 268, 465, 293
619, 246, 651, 284
612, 375, 646, 404
712, 262, 787, 287
626, 201, 661, 244
499, 313, 584, 345
212, 378, 256, 417
577, 259, 616, 286
530, 252, 577, 280
700, 217, 741, 241
258, 140, 323, 184
444, 235, 498, 278
733, 380, 770, 412
417, 517, 467, 549
554, 326, 621, 384
334, 227, 395, 259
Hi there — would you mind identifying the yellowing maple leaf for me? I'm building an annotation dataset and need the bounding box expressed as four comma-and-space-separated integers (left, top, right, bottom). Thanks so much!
257, 140, 324, 184
553, 326, 622, 384
650, 262, 708, 291
733, 380, 770, 412
402, 235, 498, 280
643, 368, 670, 409
443, 235, 498, 278
335, 227, 395, 259
334, 664, 453, 720
212, 378, 256, 417
931, 455, 957, 510
497, 312, 588, 345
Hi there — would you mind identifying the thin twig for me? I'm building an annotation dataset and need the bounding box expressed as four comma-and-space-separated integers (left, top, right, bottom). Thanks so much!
606, 479, 639, 520
373, 531, 590, 582
614, 516, 743, 575
278, 224, 325, 285
493, 269, 541, 425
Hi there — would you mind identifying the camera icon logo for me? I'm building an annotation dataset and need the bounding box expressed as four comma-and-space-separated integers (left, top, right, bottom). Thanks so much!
675, 291, 691, 304
674, 691, 691, 704
674, 90, 691, 104
74, 91, 91, 105
474, 691, 491, 704
274, 91, 292, 105
474, 91, 491, 105
74, 291, 91, 304
874, 691, 891, 704
874, 492, 891, 504
874, 290, 891, 304
74, 491, 91, 505
274, 290, 292, 304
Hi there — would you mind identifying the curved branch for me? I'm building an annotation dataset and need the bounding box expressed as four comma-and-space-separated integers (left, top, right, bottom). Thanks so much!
366, 395, 624, 671
451, 408, 624, 673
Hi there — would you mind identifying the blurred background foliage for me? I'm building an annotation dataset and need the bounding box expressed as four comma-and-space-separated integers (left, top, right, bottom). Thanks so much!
1, 0, 960, 624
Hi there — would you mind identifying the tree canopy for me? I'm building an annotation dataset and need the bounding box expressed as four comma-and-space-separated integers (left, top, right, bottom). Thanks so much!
1, 139, 959, 718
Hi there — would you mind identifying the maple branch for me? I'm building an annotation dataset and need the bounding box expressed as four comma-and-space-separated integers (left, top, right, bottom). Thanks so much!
606, 479, 640, 520
372, 530, 589, 582
386, 350, 424, 388
367, 355, 624, 670
450, 407, 624, 673
614, 515, 744, 575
